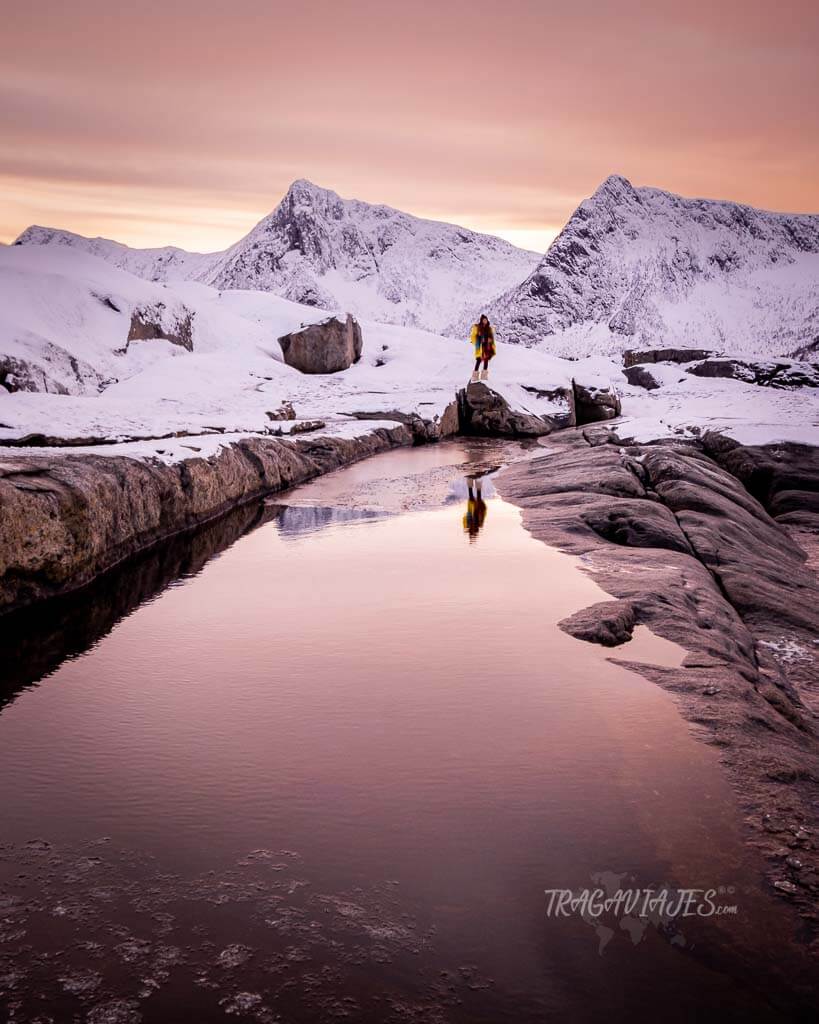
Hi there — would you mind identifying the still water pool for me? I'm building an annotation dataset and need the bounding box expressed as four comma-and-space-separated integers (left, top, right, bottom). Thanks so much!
0, 441, 812, 1022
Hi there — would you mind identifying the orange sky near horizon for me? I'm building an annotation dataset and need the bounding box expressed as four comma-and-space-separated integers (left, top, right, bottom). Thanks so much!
1, 0, 817, 255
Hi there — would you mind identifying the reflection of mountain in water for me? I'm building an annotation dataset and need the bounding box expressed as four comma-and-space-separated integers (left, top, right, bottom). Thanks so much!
270, 504, 387, 538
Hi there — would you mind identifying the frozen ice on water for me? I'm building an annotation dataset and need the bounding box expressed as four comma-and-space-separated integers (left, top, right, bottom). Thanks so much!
220, 990, 264, 1014
59, 969, 103, 998
217, 944, 254, 969
114, 939, 152, 964
86, 999, 142, 1024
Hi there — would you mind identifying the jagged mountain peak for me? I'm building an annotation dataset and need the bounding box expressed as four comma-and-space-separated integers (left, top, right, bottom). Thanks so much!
484, 178, 819, 357
15, 175, 817, 359
14, 182, 539, 336
590, 173, 637, 199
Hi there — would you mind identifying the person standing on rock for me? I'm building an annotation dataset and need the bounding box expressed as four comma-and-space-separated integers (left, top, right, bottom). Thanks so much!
470, 314, 496, 382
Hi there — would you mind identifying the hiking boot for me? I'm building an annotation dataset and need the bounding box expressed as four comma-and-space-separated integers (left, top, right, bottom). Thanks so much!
480, 368, 489, 381
470, 371, 480, 383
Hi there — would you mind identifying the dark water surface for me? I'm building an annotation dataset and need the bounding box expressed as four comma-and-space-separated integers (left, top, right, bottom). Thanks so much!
0, 441, 814, 1022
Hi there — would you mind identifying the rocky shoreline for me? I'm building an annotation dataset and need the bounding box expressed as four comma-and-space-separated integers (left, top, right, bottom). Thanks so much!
0, 425, 414, 614
0, 378, 617, 616
496, 428, 819, 944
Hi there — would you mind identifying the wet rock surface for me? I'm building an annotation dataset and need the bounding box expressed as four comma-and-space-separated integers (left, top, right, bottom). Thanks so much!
559, 598, 636, 646
497, 430, 819, 940
580, 497, 693, 554
0, 426, 412, 614
278, 313, 363, 374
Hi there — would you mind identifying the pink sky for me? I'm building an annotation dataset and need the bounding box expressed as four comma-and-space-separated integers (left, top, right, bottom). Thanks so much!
1, 0, 817, 253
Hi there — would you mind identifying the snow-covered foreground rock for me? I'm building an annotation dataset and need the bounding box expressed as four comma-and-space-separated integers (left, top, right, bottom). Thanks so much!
15, 179, 539, 338
485, 175, 819, 357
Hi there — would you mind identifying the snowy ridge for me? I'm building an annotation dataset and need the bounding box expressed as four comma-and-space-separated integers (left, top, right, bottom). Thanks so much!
0, 244, 816, 461
485, 175, 819, 358
0, 245, 318, 396
15, 180, 539, 338
4, 177, 818, 456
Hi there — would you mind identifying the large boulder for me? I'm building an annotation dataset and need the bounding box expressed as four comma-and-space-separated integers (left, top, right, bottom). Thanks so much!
126, 302, 194, 352
622, 365, 661, 390
572, 380, 621, 423
278, 314, 363, 374
0, 349, 107, 396
457, 383, 554, 438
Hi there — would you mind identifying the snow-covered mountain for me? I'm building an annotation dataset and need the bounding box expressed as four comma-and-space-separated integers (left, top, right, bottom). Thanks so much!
484, 175, 819, 358
1, 243, 816, 457
15, 180, 539, 338
14, 176, 819, 359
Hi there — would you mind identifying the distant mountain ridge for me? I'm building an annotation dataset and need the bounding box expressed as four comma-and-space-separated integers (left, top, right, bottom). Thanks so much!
15, 180, 539, 338
15, 175, 819, 358
484, 175, 819, 358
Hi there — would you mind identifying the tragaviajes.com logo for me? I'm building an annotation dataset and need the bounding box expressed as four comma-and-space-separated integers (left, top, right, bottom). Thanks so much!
544, 871, 739, 955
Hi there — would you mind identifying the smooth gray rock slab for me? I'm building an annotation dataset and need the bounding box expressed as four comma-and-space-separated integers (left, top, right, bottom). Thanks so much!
581, 499, 693, 553
559, 598, 636, 646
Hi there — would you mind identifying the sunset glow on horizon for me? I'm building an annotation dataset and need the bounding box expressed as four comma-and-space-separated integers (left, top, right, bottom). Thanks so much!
2, 0, 817, 253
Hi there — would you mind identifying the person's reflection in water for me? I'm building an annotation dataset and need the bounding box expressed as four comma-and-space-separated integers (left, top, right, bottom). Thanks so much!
463, 476, 488, 542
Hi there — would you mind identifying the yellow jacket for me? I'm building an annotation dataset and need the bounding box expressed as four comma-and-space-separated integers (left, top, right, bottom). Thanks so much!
470, 323, 496, 358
